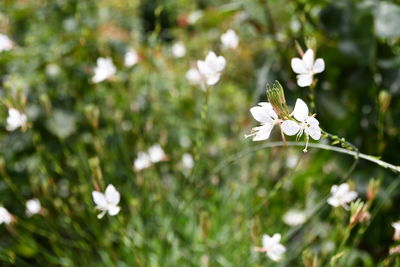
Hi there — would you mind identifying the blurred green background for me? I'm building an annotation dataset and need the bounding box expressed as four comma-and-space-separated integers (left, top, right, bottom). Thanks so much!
0, 0, 400, 266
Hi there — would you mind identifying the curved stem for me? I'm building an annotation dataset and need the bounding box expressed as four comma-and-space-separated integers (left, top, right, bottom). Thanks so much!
213, 141, 400, 175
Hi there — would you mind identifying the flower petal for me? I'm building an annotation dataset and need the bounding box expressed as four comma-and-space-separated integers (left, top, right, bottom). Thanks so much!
252, 124, 274, 141
291, 58, 308, 74
313, 58, 325, 73
297, 74, 313, 87
206, 72, 221, 85
307, 125, 321, 140
292, 99, 309, 122
250, 103, 275, 123
281, 120, 301, 136
197, 60, 212, 76
107, 206, 120, 216
92, 191, 107, 208
105, 184, 120, 205
302, 49, 315, 70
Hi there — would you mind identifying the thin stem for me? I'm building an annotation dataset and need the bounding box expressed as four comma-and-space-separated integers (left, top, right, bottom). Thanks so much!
213, 141, 400, 174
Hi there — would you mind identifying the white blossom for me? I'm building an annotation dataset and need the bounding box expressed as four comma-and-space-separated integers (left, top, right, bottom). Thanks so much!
283, 209, 307, 226
327, 183, 358, 209
182, 153, 194, 169
186, 67, 202, 86
26, 198, 41, 216
124, 49, 139, 67
392, 221, 400, 240
281, 98, 321, 152
245, 102, 279, 141
148, 144, 165, 163
291, 48, 325, 87
172, 42, 186, 58
259, 234, 286, 262
220, 29, 239, 49
92, 184, 120, 219
0, 33, 13, 52
187, 11, 203, 24
6, 108, 27, 131
0, 207, 12, 225
92, 57, 116, 83
134, 144, 166, 171
197, 51, 226, 86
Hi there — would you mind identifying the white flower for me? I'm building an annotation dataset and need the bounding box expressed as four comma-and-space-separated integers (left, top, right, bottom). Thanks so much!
281, 98, 321, 152
0, 33, 13, 52
327, 183, 358, 209
260, 234, 286, 262
186, 67, 202, 86
172, 42, 186, 58
392, 221, 400, 240
291, 48, 325, 87
92, 184, 120, 219
26, 198, 41, 216
92, 57, 116, 83
187, 11, 203, 24
220, 29, 239, 49
6, 108, 27, 131
283, 209, 307, 226
124, 49, 139, 67
134, 144, 165, 171
0, 207, 12, 225
134, 152, 152, 171
182, 153, 194, 169
197, 51, 226, 86
245, 102, 279, 141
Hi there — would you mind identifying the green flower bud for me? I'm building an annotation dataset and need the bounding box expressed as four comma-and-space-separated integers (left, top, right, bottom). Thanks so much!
266, 81, 289, 116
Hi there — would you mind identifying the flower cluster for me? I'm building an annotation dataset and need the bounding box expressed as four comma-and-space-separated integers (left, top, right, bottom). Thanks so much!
246, 82, 321, 152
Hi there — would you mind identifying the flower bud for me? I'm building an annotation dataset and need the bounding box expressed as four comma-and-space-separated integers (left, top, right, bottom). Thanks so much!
367, 179, 380, 201
266, 81, 289, 116
349, 200, 370, 227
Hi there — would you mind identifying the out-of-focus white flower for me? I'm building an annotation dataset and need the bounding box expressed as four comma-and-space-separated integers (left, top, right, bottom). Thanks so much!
92, 184, 120, 219
327, 183, 358, 209
26, 198, 41, 216
187, 11, 203, 24
0, 207, 12, 225
6, 108, 27, 131
186, 67, 202, 86
134, 152, 152, 171
245, 102, 279, 141
0, 33, 13, 52
256, 234, 286, 262
281, 98, 321, 152
197, 51, 226, 86
392, 221, 400, 240
134, 144, 166, 171
283, 209, 307, 226
124, 49, 139, 67
291, 48, 325, 87
220, 29, 239, 49
92, 57, 116, 83
182, 153, 194, 169
172, 42, 186, 58
148, 144, 165, 163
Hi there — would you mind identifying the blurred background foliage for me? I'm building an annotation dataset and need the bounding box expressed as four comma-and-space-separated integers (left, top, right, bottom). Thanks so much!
0, 0, 399, 266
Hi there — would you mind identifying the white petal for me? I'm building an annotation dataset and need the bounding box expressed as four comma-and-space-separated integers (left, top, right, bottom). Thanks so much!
327, 197, 339, 207
302, 49, 315, 70
292, 99, 309, 122
271, 233, 281, 243
307, 125, 321, 140
250, 105, 275, 123
312, 58, 325, 73
345, 191, 358, 202
252, 124, 274, 141
267, 244, 286, 262
214, 56, 226, 72
297, 74, 313, 87
291, 58, 308, 74
92, 191, 107, 208
107, 205, 120, 216
281, 120, 301, 136
205, 51, 217, 62
105, 184, 120, 205
197, 60, 212, 76
306, 116, 319, 126
206, 73, 221, 85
